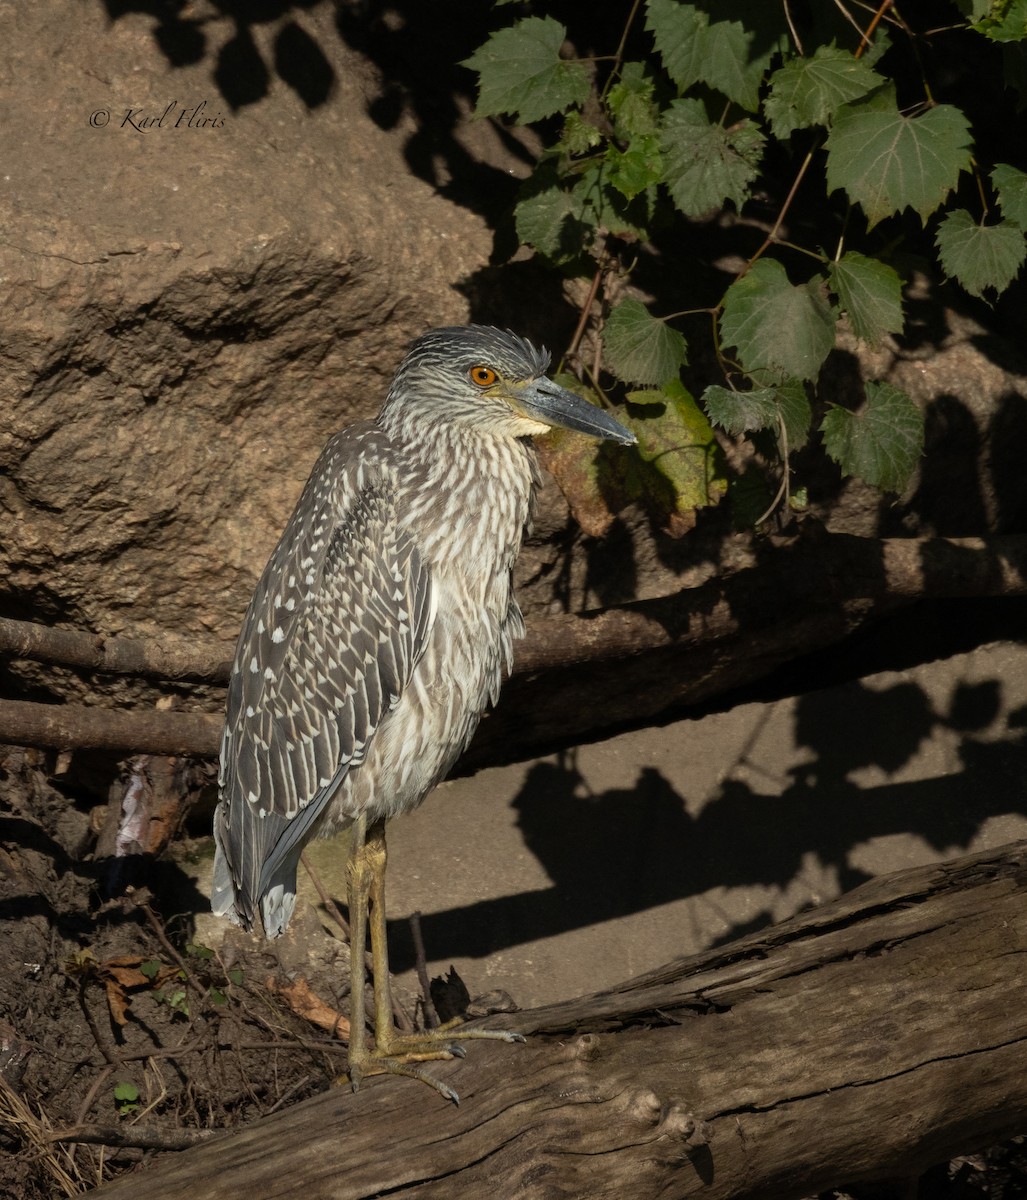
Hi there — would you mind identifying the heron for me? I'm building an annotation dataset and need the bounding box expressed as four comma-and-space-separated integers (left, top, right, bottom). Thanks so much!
212, 325, 635, 1100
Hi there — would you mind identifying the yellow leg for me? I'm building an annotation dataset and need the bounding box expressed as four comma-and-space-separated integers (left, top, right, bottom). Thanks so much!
344, 813, 371, 1078
345, 817, 524, 1103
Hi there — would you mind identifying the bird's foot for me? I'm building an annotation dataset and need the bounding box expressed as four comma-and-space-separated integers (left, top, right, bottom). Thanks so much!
342, 1025, 525, 1104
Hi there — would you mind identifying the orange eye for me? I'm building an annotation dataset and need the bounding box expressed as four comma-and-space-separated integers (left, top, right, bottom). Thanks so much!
469, 365, 498, 387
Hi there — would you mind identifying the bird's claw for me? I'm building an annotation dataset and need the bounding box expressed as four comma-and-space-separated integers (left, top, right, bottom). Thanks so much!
341, 1024, 525, 1103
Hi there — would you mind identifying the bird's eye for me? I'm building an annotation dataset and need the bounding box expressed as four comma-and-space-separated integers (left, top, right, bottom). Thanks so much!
469, 365, 498, 387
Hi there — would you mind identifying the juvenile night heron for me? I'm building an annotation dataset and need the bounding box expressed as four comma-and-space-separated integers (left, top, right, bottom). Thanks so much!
212, 325, 634, 1099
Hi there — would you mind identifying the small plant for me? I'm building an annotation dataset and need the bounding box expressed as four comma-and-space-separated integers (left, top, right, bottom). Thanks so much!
464, 1, 1027, 527
65, 942, 244, 1027
112, 1081, 140, 1117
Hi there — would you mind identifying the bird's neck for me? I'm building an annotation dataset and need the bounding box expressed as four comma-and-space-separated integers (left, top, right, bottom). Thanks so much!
389, 422, 541, 573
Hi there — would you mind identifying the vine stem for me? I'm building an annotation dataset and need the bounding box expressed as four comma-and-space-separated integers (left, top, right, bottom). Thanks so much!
832, 0, 874, 52
748, 0, 889, 270
566, 265, 604, 363
599, 0, 645, 104
755, 410, 792, 527
784, 0, 804, 55
855, 0, 893, 59
749, 145, 817, 268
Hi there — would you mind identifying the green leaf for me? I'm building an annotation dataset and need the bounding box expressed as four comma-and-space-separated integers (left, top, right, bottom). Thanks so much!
544, 376, 727, 536
973, 0, 1027, 41
703, 378, 811, 450
603, 298, 688, 385
514, 168, 577, 258
825, 100, 973, 227
185, 942, 214, 960
607, 62, 660, 138
765, 46, 883, 137
842, 80, 898, 112
935, 209, 1027, 297
704, 383, 778, 435
463, 17, 590, 124
607, 135, 664, 200
139, 958, 161, 979
660, 99, 765, 217
227, 967, 245, 986
954, 0, 994, 20
166, 989, 189, 1014
570, 162, 653, 242
992, 163, 1027, 229
209, 987, 228, 1006
645, 0, 784, 112
113, 1081, 140, 1103
827, 252, 904, 345
774, 378, 814, 449
820, 381, 923, 492
559, 111, 603, 157
625, 388, 672, 406
720, 259, 837, 382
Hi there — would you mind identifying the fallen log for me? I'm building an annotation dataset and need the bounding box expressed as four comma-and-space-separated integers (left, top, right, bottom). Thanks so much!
88, 839, 1027, 1199
3, 533, 1027, 762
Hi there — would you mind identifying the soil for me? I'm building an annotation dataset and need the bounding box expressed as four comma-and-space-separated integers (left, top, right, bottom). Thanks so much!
0, 746, 367, 1197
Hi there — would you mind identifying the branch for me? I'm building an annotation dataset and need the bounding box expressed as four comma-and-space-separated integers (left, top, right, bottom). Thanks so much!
49, 1124, 218, 1152
86, 839, 1027, 1199
0, 616, 231, 684
2, 534, 1026, 759
0, 699, 222, 758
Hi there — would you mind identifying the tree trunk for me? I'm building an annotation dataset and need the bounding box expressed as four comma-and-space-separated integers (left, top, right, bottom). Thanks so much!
88, 840, 1027, 1199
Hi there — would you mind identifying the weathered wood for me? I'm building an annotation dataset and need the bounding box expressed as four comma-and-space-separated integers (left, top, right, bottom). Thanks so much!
0, 616, 232, 684
0, 698, 222, 758
4, 533, 1027, 761
88, 840, 1027, 1199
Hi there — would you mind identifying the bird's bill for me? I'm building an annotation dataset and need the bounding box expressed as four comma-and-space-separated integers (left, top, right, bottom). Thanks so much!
509, 378, 637, 445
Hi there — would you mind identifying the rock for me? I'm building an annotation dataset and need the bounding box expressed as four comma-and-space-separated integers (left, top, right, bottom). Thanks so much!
0, 2, 491, 652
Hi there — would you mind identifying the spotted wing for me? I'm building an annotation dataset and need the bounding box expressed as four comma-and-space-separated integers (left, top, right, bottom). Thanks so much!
213, 425, 433, 932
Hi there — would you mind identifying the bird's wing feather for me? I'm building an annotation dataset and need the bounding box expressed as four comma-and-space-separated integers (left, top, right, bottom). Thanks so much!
214, 425, 433, 929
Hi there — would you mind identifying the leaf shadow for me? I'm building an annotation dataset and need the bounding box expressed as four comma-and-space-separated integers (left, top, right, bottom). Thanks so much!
101, 1, 336, 111
386, 631, 1027, 982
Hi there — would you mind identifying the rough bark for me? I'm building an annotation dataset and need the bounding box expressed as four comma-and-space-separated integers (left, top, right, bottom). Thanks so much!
0, 617, 231, 684
3, 533, 1027, 762
0, 699, 221, 759
88, 840, 1027, 1200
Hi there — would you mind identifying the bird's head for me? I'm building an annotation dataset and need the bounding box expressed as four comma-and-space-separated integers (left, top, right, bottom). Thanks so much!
380, 325, 636, 446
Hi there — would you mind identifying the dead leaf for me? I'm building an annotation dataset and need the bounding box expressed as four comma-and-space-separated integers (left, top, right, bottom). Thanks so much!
266, 975, 351, 1039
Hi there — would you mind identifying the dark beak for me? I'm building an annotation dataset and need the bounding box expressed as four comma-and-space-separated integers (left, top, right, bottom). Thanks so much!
512, 378, 636, 445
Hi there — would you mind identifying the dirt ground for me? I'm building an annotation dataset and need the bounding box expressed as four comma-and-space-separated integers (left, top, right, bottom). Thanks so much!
0, 744, 349, 1196
4, 611, 1027, 1197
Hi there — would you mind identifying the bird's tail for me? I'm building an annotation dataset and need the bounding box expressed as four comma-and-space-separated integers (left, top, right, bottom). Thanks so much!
211, 803, 301, 937
211, 804, 247, 927
258, 856, 300, 937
